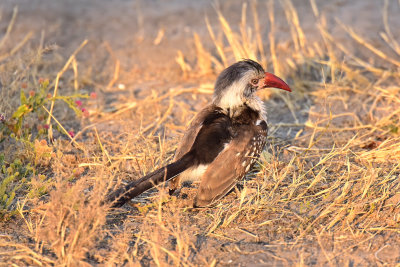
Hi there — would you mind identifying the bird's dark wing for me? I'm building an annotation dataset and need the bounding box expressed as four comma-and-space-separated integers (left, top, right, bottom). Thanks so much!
174, 104, 221, 160
194, 123, 267, 207
170, 104, 231, 191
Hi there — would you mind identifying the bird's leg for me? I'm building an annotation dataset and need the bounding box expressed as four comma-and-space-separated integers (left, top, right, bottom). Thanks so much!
224, 183, 244, 198
236, 183, 244, 192
168, 177, 179, 196
234, 183, 244, 197
170, 181, 195, 198
168, 188, 177, 196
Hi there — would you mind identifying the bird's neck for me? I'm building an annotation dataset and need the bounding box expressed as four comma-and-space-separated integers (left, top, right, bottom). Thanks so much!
245, 96, 267, 121
215, 96, 267, 122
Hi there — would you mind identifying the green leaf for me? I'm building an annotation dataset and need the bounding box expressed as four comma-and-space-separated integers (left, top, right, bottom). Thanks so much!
40, 79, 49, 91
20, 90, 27, 105
5, 191, 15, 207
389, 124, 398, 134
12, 104, 30, 119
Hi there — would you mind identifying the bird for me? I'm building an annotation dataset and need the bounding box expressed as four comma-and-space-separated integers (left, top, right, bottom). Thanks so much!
107, 59, 291, 208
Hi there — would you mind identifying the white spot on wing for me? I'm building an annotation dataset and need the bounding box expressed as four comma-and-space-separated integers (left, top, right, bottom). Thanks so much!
245, 164, 251, 172
223, 142, 231, 150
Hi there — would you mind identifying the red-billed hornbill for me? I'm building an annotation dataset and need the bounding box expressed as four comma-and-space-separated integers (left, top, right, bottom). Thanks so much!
107, 59, 291, 208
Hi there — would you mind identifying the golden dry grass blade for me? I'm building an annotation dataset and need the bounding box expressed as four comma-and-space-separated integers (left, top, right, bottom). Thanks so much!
0, 31, 33, 62
309, 0, 319, 17
175, 50, 192, 77
42, 106, 84, 151
317, 24, 392, 75
284, 0, 306, 52
381, 0, 400, 55
268, 0, 280, 76
217, 10, 247, 61
46, 39, 88, 141
194, 32, 212, 75
239, 3, 252, 59
94, 126, 112, 164
251, 0, 267, 67
107, 59, 120, 89
281, 0, 300, 53
0, 6, 18, 49
205, 16, 228, 68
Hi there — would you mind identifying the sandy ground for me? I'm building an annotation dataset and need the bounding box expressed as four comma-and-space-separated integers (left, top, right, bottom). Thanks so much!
2, 0, 400, 79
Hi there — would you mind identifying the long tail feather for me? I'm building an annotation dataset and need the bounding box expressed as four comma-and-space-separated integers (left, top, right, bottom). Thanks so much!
107, 152, 194, 207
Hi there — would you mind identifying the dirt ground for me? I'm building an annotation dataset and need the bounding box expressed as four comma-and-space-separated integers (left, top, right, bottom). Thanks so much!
1, 0, 400, 266
3, 0, 400, 79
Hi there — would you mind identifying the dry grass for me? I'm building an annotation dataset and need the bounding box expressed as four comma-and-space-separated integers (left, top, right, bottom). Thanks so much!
1, 1, 400, 266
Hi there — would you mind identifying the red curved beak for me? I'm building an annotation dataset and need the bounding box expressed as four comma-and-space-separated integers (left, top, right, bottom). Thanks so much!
264, 72, 291, 92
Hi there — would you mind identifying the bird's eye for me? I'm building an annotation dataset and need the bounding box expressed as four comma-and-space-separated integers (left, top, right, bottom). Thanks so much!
251, 79, 259, 85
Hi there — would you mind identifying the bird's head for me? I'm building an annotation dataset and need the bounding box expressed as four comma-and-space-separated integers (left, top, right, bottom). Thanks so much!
213, 59, 291, 114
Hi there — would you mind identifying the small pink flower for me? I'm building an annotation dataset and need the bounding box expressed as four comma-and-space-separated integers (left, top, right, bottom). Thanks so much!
81, 108, 90, 117
90, 92, 97, 99
29, 90, 35, 97
21, 82, 28, 89
38, 78, 49, 84
68, 130, 75, 138
43, 124, 49, 129
75, 100, 82, 107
